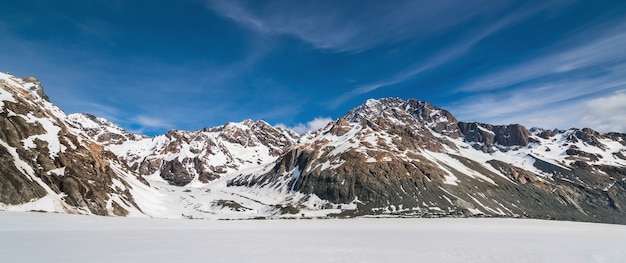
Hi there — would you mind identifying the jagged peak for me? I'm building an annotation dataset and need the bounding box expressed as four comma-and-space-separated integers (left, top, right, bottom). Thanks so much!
344, 97, 452, 121
224, 119, 254, 130
206, 119, 298, 136
341, 97, 460, 137
214, 119, 268, 130
67, 113, 118, 129
66, 113, 146, 144
143, 119, 301, 148
344, 97, 413, 122
0, 72, 50, 102
363, 97, 407, 107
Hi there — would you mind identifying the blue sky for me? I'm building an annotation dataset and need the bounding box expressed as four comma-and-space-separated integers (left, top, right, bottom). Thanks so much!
2, 0, 626, 135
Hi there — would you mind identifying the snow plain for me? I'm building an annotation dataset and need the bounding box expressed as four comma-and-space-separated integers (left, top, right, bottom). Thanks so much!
1, 212, 625, 263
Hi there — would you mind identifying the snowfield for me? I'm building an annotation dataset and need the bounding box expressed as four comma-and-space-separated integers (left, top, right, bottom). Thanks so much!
1, 212, 625, 263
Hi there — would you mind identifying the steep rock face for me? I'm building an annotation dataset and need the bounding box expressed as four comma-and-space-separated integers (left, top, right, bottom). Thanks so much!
458, 122, 531, 152
0, 73, 147, 216
0, 145, 48, 204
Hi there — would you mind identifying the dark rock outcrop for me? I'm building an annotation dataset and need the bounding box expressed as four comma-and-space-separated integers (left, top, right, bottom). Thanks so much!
458, 122, 530, 152
0, 145, 48, 204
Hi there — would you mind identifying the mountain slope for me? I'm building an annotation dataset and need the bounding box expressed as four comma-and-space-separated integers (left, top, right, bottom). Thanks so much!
67, 114, 299, 186
2, 74, 625, 223
231, 98, 626, 223
0, 73, 153, 216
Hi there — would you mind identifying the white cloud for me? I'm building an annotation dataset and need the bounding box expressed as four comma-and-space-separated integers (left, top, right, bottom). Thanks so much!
278, 117, 333, 134
449, 73, 626, 120
579, 91, 626, 133
133, 115, 172, 129
307, 117, 333, 131
445, 87, 626, 133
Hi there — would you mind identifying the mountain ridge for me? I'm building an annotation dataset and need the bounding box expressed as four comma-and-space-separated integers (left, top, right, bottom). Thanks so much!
2, 72, 625, 223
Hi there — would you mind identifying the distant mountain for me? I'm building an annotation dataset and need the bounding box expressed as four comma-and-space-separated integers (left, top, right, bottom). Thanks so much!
67, 114, 299, 186
2, 73, 625, 223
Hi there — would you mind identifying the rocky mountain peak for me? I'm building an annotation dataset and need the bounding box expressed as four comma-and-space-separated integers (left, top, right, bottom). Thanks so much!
328, 118, 352, 136
1, 73, 50, 102
66, 113, 143, 145
343, 97, 407, 123
22, 76, 50, 102
342, 98, 460, 138
208, 119, 300, 149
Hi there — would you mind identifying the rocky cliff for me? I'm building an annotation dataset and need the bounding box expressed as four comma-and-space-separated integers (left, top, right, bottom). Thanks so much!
0, 73, 151, 216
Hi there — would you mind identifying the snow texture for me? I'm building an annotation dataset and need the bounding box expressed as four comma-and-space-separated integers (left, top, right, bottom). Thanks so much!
0, 212, 625, 263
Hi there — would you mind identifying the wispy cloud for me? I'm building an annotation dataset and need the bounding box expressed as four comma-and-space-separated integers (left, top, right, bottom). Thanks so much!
277, 116, 333, 134
459, 25, 626, 92
132, 115, 172, 129
446, 21, 626, 132
6, 0, 623, 136
445, 67, 626, 131
206, 0, 520, 53
330, 1, 568, 107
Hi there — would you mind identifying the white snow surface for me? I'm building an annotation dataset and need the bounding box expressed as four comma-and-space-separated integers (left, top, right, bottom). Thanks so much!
1, 212, 625, 263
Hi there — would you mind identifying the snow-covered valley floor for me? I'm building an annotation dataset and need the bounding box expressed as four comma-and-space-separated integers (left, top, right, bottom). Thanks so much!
1, 212, 625, 263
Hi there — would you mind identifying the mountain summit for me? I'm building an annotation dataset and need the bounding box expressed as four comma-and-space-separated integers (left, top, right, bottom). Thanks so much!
2, 73, 625, 223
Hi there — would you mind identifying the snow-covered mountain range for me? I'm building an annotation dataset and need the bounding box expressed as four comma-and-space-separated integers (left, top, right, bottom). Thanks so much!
2, 73, 625, 223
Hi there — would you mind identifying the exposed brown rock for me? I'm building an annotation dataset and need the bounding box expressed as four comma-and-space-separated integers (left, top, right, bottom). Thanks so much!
330, 118, 351, 136
138, 158, 161, 175
0, 145, 48, 204
1, 76, 143, 216
565, 147, 601, 162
